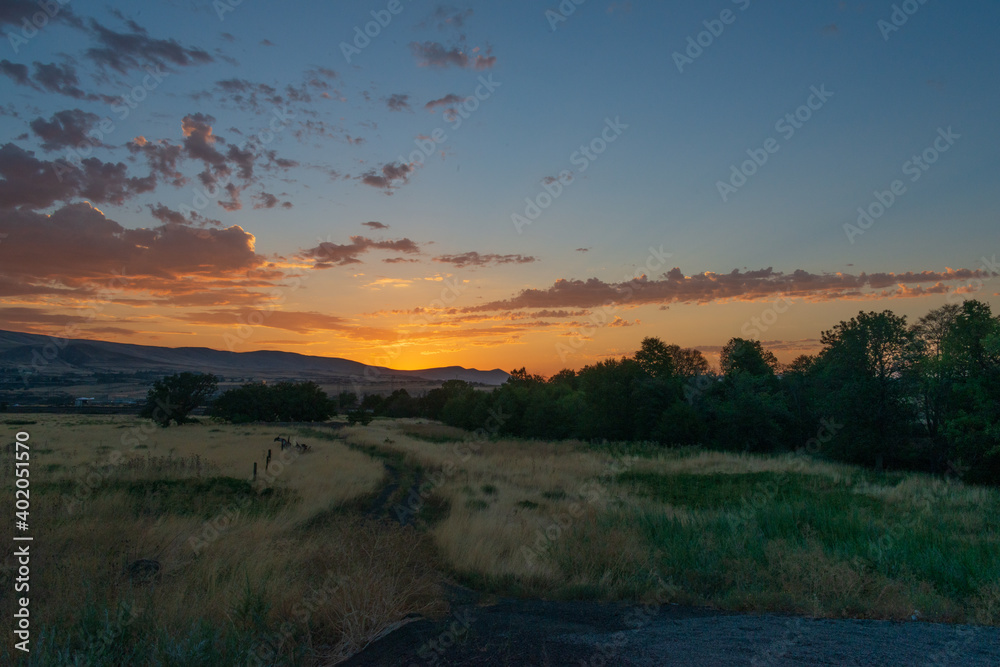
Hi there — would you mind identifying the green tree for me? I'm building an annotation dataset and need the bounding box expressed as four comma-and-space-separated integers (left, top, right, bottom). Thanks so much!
815, 310, 919, 466
141, 372, 218, 427
720, 338, 779, 377
634, 337, 675, 378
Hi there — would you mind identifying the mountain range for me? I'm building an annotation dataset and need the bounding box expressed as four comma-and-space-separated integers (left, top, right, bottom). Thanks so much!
0, 329, 510, 386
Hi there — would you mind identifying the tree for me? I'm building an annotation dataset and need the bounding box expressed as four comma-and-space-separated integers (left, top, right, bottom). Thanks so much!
670, 346, 710, 378
720, 338, 779, 377
141, 372, 218, 426
634, 337, 675, 378
338, 391, 358, 411
210, 381, 335, 423
815, 310, 919, 466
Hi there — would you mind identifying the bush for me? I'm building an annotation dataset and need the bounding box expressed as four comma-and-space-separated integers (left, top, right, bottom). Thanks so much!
211, 381, 336, 423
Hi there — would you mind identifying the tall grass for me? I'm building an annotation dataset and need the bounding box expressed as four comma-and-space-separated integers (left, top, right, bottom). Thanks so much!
0, 415, 442, 665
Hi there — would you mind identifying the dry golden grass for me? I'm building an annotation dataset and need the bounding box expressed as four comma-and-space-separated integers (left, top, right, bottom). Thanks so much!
2, 412, 997, 664
0, 414, 442, 665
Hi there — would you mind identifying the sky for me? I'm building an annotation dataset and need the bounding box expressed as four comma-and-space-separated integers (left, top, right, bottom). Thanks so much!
0, 0, 998, 375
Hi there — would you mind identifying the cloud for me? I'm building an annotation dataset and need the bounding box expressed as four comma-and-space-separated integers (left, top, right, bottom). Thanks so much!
301, 236, 421, 267
460, 267, 997, 312
409, 41, 496, 69
386, 93, 411, 112
0, 203, 287, 314
425, 93, 466, 111
29, 109, 103, 150
0, 60, 108, 101
359, 162, 413, 193
31, 61, 91, 99
433, 252, 537, 268
575, 247, 590, 252
0, 60, 30, 86
253, 192, 279, 209
0, 0, 82, 29
363, 221, 390, 230
85, 18, 213, 74
128, 137, 185, 188
0, 142, 153, 209
0, 203, 265, 284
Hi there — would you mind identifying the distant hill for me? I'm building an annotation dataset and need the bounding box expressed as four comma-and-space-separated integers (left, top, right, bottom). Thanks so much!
0, 329, 510, 386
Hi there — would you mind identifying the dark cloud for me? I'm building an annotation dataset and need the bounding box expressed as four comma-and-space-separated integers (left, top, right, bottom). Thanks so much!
433, 252, 537, 268
32, 61, 89, 98
359, 162, 413, 193
362, 221, 390, 230
0, 143, 152, 210
386, 93, 411, 112
85, 18, 213, 74
301, 236, 421, 267
253, 192, 278, 209
409, 41, 496, 69
0, 0, 82, 29
0, 60, 112, 102
425, 93, 466, 111
0, 203, 267, 294
128, 137, 185, 188
575, 247, 590, 252
0, 59, 30, 86
461, 267, 997, 312
29, 109, 102, 150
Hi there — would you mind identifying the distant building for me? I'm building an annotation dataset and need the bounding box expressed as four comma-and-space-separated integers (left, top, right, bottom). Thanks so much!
75, 397, 95, 406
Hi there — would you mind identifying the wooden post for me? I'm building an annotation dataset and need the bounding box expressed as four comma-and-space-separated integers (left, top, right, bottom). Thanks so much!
253, 462, 257, 481
266, 449, 272, 471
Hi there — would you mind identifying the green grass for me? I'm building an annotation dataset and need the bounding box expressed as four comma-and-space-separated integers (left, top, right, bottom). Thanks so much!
606, 469, 1000, 620
38, 477, 291, 519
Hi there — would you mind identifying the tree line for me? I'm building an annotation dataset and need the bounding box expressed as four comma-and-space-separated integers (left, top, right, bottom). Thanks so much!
140, 300, 1000, 486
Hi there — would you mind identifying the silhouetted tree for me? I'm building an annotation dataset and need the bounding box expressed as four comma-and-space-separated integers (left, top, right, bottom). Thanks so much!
141, 372, 218, 426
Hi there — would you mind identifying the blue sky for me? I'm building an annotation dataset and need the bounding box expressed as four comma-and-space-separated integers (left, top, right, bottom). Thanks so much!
1, 0, 998, 373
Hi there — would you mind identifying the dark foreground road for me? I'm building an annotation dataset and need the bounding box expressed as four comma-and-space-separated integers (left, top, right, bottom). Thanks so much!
344, 592, 1000, 666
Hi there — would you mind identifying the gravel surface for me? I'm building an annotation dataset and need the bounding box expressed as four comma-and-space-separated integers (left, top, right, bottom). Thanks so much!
343, 594, 1000, 666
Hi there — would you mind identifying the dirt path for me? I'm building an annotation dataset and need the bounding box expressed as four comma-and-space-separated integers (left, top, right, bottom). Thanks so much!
344, 586, 1000, 666
364, 459, 424, 526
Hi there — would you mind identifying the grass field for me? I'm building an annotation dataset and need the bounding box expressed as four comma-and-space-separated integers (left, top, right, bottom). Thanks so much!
1, 414, 998, 664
